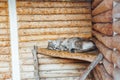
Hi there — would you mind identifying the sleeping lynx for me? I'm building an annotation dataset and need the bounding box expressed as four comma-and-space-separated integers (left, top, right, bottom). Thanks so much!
47, 37, 96, 53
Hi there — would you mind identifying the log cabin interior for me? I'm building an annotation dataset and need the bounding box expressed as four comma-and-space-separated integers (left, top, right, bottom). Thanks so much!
0, 0, 120, 80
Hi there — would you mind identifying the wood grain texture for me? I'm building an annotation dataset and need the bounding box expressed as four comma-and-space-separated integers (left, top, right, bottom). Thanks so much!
18, 14, 91, 21
17, 7, 91, 15
93, 38, 112, 63
93, 23, 113, 36
92, 0, 103, 9
0, 16, 8, 22
92, 0, 113, 16
17, 1, 91, 8
0, 8, 8, 15
92, 10, 112, 23
18, 21, 91, 29
37, 48, 97, 62
93, 31, 113, 49
95, 65, 113, 80
0, 23, 8, 29
103, 59, 114, 76
19, 27, 91, 36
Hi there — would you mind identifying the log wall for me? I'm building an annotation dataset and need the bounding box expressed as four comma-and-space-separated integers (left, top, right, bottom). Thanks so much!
16, 0, 93, 80
0, 1, 12, 80
92, 0, 120, 80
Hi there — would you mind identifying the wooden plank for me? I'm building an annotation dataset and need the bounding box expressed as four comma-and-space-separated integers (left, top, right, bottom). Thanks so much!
0, 29, 10, 35
0, 8, 8, 15
0, 62, 10, 68
113, 2, 120, 19
19, 33, 91, 42
17, 0, 92, 1
112, 50, 120, 69
37, 48, 97, 62
0, 16, 8, 22
92, 0, 113, 16
79, 53, 103, 80
0, 55, 11, 62
103, 59, 114, 76
20, 58, 84, 65
113, 67, 120, 80
95, 65, 113, 80
113, 20, 120, 34
19, 27, 91, 36
0, 47, 10, 55
93, 23, 113, 36
17, 2, 91, 8
92, 31, 113, 49
92, 10, 112, 23
17, 7, 91, 15
18, 21, 92, 29
18, 14, 91, 21
0, 72, 11, 79
21, 63, 88, 71
32, 46, 40, 80
0, 35, 10, 41
0, 41, 10, 47
0, 23, 9, 29
0, 68, 10, 72
93, 38, 112, 63
92, 0, 103, 9
0, 2, 8, 8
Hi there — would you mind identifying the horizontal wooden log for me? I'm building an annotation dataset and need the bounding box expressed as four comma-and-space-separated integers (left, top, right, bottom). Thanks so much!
0, 29, 9, 35
92, 31, 113, 49
92, 0, 103, 9
0, 72, 11, 79
92, 10, 112, 23
0, 23, 9, 29
20, 58, 84, 65
18, 14, 91, 21
17, 2, 91, 8
113, 67, 120, 80
93, 23, 113, 36
19, 41, 48, 48
0, 62, 10, 68
103, 59, 114, 76
0, 41, 10, 47
113, 20, 120, 34
0, 8, 8, 15
21, 70, 85, 78
0, 67, 11, 73
18, 21, 92, 29
0, 55, 11, 62
19, 27, 91, 36
0, 35, 10, 41
21, 63, 88, 71
112, 50, 120, 69
93, 38, 112, 62
95, 65, 113, 80
37, 48, 97, 62
19, 33, 91, 42
0, 2, 8, 8
0, 47, 10, 55
113, 2, 120, 19
92, 0, 113, 16
17, 7, 91, 15
0, 16, 8, 22
17, 0, 92, 1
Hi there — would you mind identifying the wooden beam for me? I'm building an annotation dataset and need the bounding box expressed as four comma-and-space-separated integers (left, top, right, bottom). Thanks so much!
92, 0, 113, 16
92, 10, 112, 23
92, 0, 103, 9
93, 23, 113, 36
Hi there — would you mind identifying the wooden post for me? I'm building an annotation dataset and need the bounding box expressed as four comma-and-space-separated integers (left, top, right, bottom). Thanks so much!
32, 46, 40, 80
79, 53, 103, 80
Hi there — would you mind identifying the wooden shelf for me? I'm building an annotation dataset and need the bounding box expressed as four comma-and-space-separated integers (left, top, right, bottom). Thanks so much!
37, 48, 98, 62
